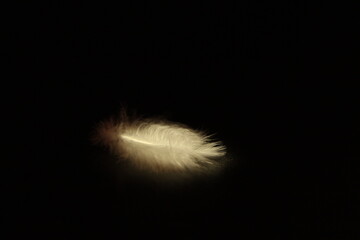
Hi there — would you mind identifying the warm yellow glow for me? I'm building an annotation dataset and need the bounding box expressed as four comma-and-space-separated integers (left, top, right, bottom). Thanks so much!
121, 134, 159, 146
94, 116, 226, 177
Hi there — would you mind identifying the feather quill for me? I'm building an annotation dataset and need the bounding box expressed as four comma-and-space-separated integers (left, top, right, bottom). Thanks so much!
93, 112, 226, 176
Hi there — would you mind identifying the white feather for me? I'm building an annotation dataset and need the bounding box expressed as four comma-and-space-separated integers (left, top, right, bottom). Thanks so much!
93, 113, 226, 175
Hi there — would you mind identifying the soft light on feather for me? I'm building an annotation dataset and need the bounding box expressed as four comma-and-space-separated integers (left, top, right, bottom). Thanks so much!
93, 112, 226, 177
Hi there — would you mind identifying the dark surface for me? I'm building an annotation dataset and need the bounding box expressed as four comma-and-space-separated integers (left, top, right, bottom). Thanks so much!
9, 1, 359, 239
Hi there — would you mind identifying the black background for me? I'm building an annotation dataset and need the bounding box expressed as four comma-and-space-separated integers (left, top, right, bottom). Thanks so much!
9, 1, 359, 239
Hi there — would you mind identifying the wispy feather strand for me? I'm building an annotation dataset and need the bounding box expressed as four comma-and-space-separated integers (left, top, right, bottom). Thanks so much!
93, 113, 226, 175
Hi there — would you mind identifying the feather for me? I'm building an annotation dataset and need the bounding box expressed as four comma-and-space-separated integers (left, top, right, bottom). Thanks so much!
93, 112, 226, 176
